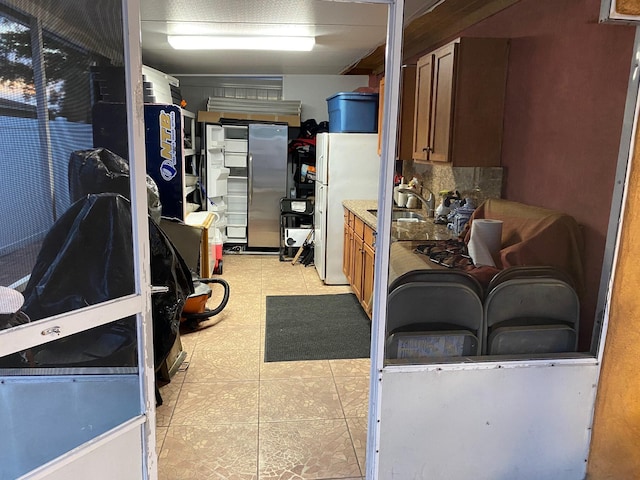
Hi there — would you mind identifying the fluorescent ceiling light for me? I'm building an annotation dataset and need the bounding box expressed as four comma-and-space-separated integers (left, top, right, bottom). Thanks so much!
167, 35, 315, 51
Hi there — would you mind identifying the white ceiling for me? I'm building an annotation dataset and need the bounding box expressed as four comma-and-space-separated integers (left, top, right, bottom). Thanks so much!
140, 0, 437, 76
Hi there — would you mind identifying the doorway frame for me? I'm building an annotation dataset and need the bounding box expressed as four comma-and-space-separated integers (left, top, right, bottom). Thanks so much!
0, 0, 157, 478
369, 2, 640, 479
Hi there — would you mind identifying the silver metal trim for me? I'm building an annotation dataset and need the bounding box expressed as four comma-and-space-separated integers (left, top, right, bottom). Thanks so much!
248, 153, 254, 205
593, 27, 640, 361
0, 367, 139, 376
366, 1, 405, 478
17, 415, 146, 480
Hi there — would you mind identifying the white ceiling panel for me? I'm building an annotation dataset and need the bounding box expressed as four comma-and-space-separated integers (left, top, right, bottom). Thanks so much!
140, 0, 440, 75
141, 0, 387, 26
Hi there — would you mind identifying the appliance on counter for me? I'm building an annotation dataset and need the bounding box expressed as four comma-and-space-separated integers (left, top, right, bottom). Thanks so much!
205, 122, 287, 248
314, 132, 380, 284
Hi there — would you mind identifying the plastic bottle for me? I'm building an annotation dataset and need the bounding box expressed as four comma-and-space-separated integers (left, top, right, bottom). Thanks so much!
212, 227, 223, 274
426, 193, 436, 217
397, 177, 409, 207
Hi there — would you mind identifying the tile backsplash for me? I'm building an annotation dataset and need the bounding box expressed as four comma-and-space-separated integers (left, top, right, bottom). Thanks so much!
401, 161, 503, 206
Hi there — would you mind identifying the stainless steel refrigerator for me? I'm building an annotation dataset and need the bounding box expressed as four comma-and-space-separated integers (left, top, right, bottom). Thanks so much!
247, 124, 288, 248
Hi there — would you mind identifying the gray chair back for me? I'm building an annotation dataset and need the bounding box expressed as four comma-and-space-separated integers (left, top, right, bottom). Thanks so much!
386, 276, 484, 359
483, 277, 579, 355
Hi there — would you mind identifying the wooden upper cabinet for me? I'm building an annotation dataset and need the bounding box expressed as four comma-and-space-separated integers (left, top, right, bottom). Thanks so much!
429, 44, 455, 163
413, 54, 434, 162
397, 65, 417, 161
412, 37, 509, 167
377, 65, 417, 161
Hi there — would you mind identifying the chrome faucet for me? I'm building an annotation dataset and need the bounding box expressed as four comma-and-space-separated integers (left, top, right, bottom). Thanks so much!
398, 187, 436, 217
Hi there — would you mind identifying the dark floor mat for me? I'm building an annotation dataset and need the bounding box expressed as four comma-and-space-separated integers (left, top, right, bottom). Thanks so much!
264, 293, 371, 362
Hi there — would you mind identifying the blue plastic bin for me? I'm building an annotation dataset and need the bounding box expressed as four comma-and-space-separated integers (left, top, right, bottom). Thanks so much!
326, 92, 379, 133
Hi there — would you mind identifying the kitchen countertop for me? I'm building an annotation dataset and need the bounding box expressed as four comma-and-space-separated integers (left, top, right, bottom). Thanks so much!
342, 199, 452, 241
343, 199, 455, 283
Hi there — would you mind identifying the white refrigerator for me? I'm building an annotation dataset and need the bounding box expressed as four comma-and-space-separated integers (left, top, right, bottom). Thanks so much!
314, 133, 381, 284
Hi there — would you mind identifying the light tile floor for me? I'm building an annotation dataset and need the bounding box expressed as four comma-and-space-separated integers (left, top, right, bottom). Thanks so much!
157, 254, 369, 480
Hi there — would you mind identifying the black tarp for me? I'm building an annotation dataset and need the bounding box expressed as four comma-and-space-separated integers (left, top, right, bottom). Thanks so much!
20, 193, 193, 368
68, 147, 162, 222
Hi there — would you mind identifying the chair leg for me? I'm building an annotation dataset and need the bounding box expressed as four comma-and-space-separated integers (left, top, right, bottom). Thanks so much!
156, 383, 163, 406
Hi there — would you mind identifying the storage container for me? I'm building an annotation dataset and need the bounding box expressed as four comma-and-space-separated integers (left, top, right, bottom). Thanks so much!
225, 139, 248, 153
227, 212, 247, 226
226, 194, 247, 211
326, 92, 379, 133
285, 227, 313, 247
226, 226, 246, 238
227, 177, 248, 195
223, 125, 248, 140
225, 152, 247, 168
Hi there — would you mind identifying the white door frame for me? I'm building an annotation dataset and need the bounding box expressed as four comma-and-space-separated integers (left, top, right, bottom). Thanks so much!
0, 0, 156, 478
370, 3, 640, 480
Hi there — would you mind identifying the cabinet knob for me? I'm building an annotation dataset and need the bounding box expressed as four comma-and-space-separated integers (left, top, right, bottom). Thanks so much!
423, 146, 432, 153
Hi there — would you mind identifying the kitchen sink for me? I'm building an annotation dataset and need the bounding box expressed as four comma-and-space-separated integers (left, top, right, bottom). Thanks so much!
367, 209, 425, 221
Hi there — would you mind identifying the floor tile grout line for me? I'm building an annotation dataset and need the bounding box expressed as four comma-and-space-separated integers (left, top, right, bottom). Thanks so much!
159, 254, 369, 478
257, 416, 359, 424
257, 256, 263, 479
330, 360, 367, 477
344, 417, 365, 479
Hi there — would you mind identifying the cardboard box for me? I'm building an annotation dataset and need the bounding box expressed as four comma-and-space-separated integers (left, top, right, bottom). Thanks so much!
185, 211, 215, 277
198, 110, 300, 127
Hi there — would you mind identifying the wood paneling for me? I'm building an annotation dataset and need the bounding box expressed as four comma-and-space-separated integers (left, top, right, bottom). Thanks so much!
588, 108, 640, 478
344, 0, 521, 75
615, 0, 640, 15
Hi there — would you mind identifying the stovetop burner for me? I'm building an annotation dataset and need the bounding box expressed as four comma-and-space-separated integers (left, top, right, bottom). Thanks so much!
414, 240, 473, 269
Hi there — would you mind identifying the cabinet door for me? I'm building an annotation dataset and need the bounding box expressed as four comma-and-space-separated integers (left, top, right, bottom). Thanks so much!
362, 241, 375, 317
398, 65, 417, 161
412, 54, 434, 161
343, 219, 352, 281
429, 43, 456, 163
380, 67, 416, 161
352, 233, 364, 300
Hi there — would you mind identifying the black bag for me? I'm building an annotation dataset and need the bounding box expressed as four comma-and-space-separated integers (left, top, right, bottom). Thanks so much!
68, 147, 162, 222
21, 194, 193, 368
300, 118, 319, 138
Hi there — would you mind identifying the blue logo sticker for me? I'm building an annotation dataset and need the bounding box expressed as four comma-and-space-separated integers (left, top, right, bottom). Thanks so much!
160, 160, 177, 181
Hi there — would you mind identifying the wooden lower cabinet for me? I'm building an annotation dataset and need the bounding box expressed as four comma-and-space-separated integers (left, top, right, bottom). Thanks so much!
352, 233, 364, 300
361, 224, 376, 316
362, 242, 375, 316
343, 208, 376, 318
343, 211, 353, 283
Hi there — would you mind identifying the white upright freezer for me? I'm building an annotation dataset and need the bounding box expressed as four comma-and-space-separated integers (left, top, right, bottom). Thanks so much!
314, 132, 380, 284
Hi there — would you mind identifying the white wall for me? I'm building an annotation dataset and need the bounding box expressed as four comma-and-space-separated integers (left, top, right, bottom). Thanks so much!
282, 75, 370, 122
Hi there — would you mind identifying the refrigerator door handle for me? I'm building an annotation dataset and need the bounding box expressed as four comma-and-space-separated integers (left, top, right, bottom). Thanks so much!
248, 153, 253, 205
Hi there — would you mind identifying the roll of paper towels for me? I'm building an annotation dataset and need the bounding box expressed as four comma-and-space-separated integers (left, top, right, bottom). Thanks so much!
467, 219, 503, 267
